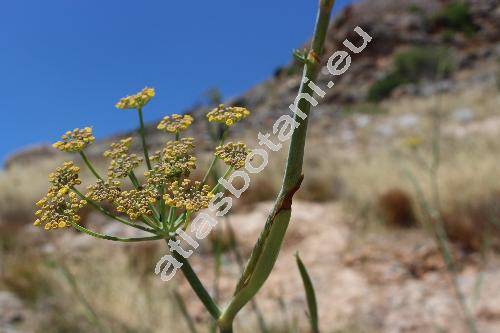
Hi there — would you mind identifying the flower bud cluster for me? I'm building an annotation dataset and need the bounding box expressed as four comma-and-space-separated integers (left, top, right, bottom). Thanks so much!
86, 179, 122, 202
115, 189, 156, 220
104, 138, 143, 179
146, 138, 196, 189
115, 87, 155, 110
215, 142, 249, 170
53, 127, 95, 152
34, 161, 86, 230
48, 161, 82, 192
163, 179, 212, 212
206, 104, 250, 126
157, 114, 193, 133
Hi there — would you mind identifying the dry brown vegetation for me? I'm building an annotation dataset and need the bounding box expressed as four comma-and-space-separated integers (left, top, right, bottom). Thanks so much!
1, 83, 499, 332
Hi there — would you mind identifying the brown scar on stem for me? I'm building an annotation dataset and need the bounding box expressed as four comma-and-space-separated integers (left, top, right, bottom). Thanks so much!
307, 50, 320, 65
277, 174, 304, 212
235, 174, 305, 292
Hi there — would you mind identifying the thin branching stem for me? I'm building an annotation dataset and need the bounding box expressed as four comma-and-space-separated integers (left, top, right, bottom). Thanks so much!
137, 107, 152, 170
210, 167, 233, 195
201, 130, 228, 185
404, 168, 477, 333
71, 187, 156, 233
70, 221, 164, 242
79, 151, 103, 181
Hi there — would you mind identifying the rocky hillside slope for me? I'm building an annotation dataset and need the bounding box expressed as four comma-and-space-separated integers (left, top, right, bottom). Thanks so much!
4, 0, 500, 169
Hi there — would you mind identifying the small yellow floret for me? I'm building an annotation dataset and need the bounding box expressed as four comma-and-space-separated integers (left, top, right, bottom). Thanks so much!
157, 114, 194, 133
115, 87, 155, 110
215, 142, 249, 170
53, 127, 95, 152
206, 104, 250, 127
163, 179, 213, 212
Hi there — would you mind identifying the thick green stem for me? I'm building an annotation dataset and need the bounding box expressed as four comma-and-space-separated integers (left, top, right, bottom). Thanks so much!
227, 221, 269, 333
137, 108, 152, 170
169, 244, 221, 320
219, 325, 233, 333
79, 151, 103, 181
218, 0, 335, 327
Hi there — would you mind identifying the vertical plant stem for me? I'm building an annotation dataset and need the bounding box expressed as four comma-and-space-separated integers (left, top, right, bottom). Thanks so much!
426, 82, 477, 333
218, 1, 335, 329
406, 170, 477, 333
129, 171, 140, 188
227, 221, 269, 333
159, 187, 166, 225
137, 107, 152, 170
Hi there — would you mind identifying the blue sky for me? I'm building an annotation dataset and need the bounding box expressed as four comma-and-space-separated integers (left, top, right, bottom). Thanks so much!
0, 0, 353, 164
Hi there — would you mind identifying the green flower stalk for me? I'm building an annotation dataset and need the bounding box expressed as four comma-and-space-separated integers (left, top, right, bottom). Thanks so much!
217, 2, 335, 330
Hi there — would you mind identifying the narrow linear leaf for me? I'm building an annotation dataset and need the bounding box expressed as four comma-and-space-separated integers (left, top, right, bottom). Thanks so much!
295, 253, 319, 333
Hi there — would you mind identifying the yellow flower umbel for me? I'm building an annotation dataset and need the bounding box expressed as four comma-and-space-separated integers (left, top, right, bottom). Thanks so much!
34, 192, 87, 230
206, 104, 250, 126
115, 189, 156, 220
104, 138, 143, 179
103, 137, 133, 159
34, 161, 87, 230
157, 114, 194, 133
115, 87, 155, 110
215, 142, 249, 170
86, 179, 122, 202
48, 161, 82, 192
145, 138, 197, 191
163, 179, 213, 212
53, 127, 95, 152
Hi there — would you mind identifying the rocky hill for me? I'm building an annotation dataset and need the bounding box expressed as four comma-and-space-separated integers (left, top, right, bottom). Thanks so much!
4, 0, 500, 169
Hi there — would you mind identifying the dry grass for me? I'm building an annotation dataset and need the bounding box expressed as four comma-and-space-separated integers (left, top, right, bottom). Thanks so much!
233, 86, 500, 251
0, 234, 186, 333
0, 83, 498, 332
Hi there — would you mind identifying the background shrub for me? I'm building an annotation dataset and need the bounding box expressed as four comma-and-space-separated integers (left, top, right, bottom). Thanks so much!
368, 72, 405, 102
368, 46, 454, 101
430, 2, 478, 36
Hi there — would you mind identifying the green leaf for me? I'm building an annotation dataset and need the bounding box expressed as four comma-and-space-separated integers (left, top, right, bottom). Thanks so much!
295, 252, 319, 333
